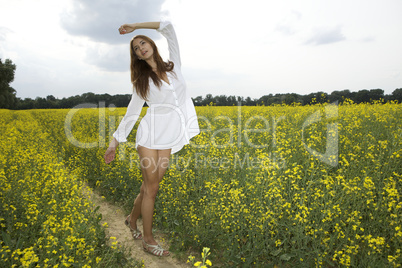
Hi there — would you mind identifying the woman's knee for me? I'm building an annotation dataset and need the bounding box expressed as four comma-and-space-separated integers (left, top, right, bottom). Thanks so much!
140, 184, 145, 195
143, 183, 159, 199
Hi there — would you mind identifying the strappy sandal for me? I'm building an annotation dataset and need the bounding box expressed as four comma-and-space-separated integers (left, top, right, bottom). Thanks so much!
142, 239, 170, 257
124, 215, 142, 240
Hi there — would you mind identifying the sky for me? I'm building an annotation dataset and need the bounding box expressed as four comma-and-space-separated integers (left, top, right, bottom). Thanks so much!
1, 0, 401, 100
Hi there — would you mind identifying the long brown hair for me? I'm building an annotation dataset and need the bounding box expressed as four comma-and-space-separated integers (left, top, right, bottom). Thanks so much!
130, 35, 174, 100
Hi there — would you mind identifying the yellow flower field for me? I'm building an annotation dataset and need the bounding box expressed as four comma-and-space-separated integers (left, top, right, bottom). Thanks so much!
1, 100, 401, 267
0, 110, 143, 267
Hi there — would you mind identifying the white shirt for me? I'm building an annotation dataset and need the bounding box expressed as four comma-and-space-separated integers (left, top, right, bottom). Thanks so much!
113, 20, 200, 154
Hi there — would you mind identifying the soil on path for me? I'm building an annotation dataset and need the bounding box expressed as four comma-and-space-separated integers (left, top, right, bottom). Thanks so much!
85, 186, 188, 268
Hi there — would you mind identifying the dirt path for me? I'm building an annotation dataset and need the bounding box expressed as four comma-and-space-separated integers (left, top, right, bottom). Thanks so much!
84, 186, 188, 268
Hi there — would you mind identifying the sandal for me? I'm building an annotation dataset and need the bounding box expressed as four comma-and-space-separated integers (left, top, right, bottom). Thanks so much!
124, 215, 142, 240
142, 239, 170, 257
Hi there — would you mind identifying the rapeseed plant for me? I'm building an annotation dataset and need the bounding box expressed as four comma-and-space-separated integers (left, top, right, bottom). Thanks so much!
2, 101, 400, 267
0, 110, 143, 267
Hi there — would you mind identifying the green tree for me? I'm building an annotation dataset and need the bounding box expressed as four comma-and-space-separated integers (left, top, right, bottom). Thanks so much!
0, 58, 17, 109
368, 89, 384, 102
355, 89, 370, 103
391, 88, 402, 102
329, 89, 352, 103
192, 96, 203, 106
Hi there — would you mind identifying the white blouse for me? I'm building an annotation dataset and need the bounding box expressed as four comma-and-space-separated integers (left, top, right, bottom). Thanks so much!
113, 20, 200, 154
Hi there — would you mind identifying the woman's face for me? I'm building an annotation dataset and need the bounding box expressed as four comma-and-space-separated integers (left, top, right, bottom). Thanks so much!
132, 38, 154, 60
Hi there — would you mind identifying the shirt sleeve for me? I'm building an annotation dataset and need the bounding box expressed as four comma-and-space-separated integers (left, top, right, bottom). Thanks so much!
157, 20, 181, 69
112, 92, 145, 143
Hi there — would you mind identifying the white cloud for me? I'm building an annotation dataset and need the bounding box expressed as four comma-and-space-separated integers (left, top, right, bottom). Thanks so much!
305, 25, 346, 45
1, 0, 402, 100
84, 43, 130, 72
0, 26, 12, 42
60, 0, 165, 44
275, 10, 302, 36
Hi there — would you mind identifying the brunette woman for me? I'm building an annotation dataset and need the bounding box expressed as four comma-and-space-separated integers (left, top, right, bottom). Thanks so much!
104, 20, 199, 256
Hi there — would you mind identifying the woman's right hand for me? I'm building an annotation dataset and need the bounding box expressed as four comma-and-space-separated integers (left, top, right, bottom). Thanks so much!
119, 23, 137, 35
104, 146, 116, 164
104, 138, 119, 164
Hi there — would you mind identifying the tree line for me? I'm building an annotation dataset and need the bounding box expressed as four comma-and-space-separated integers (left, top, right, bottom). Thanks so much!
1, 58, 401, 110
192, 89, 402, 106
0, 59, 17, 109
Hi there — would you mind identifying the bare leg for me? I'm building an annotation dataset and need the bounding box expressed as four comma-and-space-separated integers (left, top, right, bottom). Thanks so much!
129, 184, 144, 230
137, 146, 171, 248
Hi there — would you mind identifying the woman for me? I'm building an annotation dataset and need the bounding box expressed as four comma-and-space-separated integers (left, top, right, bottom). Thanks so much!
104, 20, 200, 257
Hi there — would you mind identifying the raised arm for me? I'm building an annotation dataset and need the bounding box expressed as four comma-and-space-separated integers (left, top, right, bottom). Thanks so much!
119, 20, 181, 67
119, 22, 160, 35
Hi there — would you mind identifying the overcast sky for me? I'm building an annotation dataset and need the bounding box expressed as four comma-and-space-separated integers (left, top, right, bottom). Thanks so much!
1, 0, 401, 100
